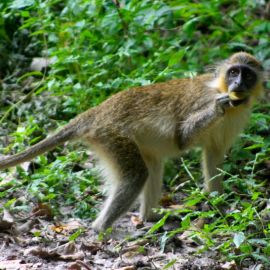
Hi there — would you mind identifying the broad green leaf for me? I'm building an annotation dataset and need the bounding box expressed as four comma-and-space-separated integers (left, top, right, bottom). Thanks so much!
10, 0, 35, 9
147, 213, 169, 235
168, 50, 186, 67
69, 228, 84, 241
233, 232, 245, 248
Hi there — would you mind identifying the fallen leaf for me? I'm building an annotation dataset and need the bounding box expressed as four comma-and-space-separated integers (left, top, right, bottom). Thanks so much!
30, 57, 54, 71
0, 209, 14, 230
220, 260, 238, 270
67, 262, 82, 270
0, 259, 38, 270
26, 242, 84, 261
62, 242, 76, 254
24, 246, 59, 259
114, 266, 136, 270
0, 222, 10, 231
81, 241, 102, 254
51, 219, 84, 235
121, 244, 141, 253
3, 209, 14, 223
32, 203, 53, 219
19, 161, 31, 171
128, 238, 149, 247
131, 216, 144, 228
60, 252, 84, 260
51, 224, 69, 234
16, 219, 36, 233
0, 259, 22, 268
122, 246, 147, 259
160, 194, 174, 207
49, 242, 76, 254
0, 173, 14, 190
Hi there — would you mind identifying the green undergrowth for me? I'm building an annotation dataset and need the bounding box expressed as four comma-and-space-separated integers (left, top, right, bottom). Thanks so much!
0, 0, 270, 267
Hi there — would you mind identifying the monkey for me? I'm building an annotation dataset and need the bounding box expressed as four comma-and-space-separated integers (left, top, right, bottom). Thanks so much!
0, 52, 264, 231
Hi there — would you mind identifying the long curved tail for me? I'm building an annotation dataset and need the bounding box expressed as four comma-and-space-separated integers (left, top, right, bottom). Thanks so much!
0, 120, 81, 169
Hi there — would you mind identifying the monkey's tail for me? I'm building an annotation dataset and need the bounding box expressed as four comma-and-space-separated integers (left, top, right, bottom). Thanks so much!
0, 121, 81, 169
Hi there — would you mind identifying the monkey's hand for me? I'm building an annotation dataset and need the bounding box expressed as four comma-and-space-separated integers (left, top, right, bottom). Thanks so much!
215, 93, 232, 115
216, 93, 245, 113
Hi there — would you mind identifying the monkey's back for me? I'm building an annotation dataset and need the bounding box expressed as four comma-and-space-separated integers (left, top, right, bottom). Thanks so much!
82, 74, 219, 157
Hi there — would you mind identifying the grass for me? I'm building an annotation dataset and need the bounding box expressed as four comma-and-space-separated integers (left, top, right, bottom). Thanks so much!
0, 0, 270, 267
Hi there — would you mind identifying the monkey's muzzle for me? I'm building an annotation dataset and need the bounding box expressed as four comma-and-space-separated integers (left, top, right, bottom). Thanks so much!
229, 91, 248, 101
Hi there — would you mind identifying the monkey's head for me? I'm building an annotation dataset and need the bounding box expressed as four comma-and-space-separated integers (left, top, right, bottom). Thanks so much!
212, 52, 264, 103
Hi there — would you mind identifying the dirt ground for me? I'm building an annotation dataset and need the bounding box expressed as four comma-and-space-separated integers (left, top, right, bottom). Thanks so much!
0, 206, 251, 270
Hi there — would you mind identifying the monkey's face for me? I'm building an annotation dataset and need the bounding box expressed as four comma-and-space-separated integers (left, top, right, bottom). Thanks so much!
226, 64, 257, 100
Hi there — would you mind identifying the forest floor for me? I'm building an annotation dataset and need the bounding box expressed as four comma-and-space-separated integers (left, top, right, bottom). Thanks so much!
0, 204, 250, 270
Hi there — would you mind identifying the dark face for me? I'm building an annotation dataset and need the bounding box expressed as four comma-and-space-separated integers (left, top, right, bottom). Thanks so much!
226, 64, 257, 93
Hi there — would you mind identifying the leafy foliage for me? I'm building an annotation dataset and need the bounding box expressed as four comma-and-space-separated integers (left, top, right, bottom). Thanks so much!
0, 0, 270, 267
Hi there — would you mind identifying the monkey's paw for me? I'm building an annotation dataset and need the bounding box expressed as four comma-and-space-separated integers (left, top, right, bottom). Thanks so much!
92, 218, 111, 233
215, 93, 232, 115
140, 209, 162, 222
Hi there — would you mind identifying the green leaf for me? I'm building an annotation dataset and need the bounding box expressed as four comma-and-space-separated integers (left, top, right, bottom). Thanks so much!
252, 253, 270, 264
240, 243, 252, 253
69, 228, 84, 241
168, 50, 186, 67
185, 196, 203, 207
4, 198, 16, 208
233, 232, 245, 248
10, 0, 35, 9
183, 17, 200, 34
160, 231, 169, 252
251, 192, 260, 201
163, 259, 177, 269
181, 215, 190, 229
33, 231, 41, 237
147, 213, 169, 234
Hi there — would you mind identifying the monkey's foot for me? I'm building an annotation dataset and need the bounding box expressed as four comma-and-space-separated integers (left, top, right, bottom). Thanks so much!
92, 218, 112, 232
140, 209, 162, 222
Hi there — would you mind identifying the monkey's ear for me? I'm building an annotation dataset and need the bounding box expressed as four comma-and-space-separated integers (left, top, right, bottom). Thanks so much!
205, 60, 225, 77
205, 64, 217, 75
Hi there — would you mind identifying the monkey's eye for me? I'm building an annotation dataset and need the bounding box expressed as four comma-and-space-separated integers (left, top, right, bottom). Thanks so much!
229, 68, 239, 77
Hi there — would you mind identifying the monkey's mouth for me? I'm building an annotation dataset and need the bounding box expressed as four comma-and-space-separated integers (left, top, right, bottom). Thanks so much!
231, 88, 247, 93
229, 89, 249, 101
232, 88, 245, 92
230, 97, 249, 106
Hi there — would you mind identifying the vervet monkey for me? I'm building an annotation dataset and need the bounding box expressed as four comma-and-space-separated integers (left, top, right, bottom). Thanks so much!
0, 52, 264, 231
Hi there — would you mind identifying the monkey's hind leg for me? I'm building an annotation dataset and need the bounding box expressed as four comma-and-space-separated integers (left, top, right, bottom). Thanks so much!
139, 154, 163, 221
91, 137, 148, 232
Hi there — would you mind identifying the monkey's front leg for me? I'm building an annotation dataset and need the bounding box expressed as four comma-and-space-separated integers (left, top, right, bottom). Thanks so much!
201, 94, 234, 193
202, 145, 225, 193
179, 93, 231, 146
179, 94, 232, 193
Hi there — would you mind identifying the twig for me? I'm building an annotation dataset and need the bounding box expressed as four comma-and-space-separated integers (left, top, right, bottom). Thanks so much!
112, 0, 129, 38
76, 260, 92, 270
